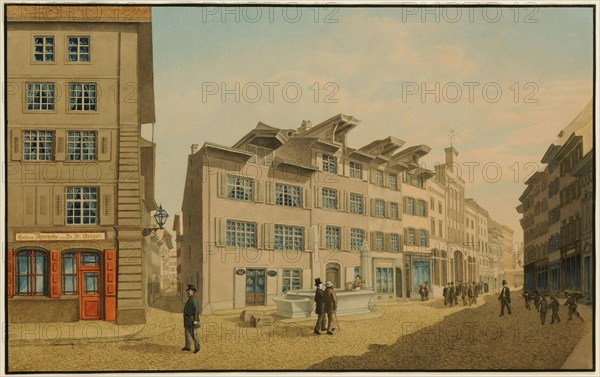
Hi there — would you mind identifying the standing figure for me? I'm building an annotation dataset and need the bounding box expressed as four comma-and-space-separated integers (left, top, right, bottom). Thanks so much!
462, 283, 468, 306
448, 282, 455, 307
442, 284, 449, 306
419, 285, 425, 301
522, 290, 532, 311
549, 295, 561, 324
498, 280, 512, 316
539, 295, 548, 325
424, 282, 430, 301
472, 281, 479, 305
467, 283, 474, 306
533, 290, 541, 312
564, 293, 584, 321
323, 281, 338, 335
182, 284, 201, 353
313, 278, 326, 334
454, 282, 459, 305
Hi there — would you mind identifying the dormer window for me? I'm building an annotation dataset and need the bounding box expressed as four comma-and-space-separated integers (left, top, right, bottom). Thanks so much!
246, 144, 274, 166
322, 154, 337, 174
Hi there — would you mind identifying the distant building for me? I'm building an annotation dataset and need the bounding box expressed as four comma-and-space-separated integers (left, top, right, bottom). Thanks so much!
6, 5, 157, 324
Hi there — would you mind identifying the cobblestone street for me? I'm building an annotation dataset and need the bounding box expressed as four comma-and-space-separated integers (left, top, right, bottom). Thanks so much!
8, 289, 592, 372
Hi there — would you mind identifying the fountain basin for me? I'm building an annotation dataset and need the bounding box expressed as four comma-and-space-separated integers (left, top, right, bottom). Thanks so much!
274, 289, 375, 318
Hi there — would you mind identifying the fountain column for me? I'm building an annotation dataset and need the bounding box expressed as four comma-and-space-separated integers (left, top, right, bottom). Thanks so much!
360, 240, 372, 290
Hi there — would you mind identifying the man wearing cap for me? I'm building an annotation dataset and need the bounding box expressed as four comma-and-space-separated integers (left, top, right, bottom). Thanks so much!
498, 279, 512, 316
323, 281, 338, 335
182, 284, 200, 353
313, 278, 326, 335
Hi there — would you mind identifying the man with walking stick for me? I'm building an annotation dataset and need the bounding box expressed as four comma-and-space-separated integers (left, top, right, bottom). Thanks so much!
324, 281, 338, 335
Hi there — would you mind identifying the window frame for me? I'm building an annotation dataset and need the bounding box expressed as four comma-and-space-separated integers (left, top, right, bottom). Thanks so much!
22, 130, 54, 161
274, 225, 304, 252
65, 186, 98, 225
349, 161, 362, 179
375, 170, 384, 186
390, 234, 399, 252
14, 250, 48, 296
375, 232, 384, 252
66, 35, 91, 63
390, 202, 399, 219
322, 154, 337, 174
321, 188, 337, 209
32, 35, 55, 64
350, 228, 365, 251
281, 269, 302, 293
225, 220, 257, 249
388, 174, 397, 190
66, 130, 97, 161
349, 193, 364, 214
24, 82, 56, 112
325, 226, 341, 250
375, 199, 385, 217
275, 183, 302, 208
227, 175, 255, 201
67, 82, 98, 112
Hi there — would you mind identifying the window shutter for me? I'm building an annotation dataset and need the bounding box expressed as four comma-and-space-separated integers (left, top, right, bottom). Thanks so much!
319, 225, 326, 249
403, 197, 408, 214
257, 223, 264, 249
23, 186, 36, 225
370, 231, 376, 251
424, 203, 428, 217
264, 223, 274, 250
254, 180, 264, 203
217, 173, 227, 198
384, 233, 391, 252
7, 249, 14, 298
370, 198, 376, 217
315, 153, 323, 171
215, 218, 226, 247
363, 196, 369, 215
266, 181, 276, 205
399, 234, 404, 251
305, 227, 314, 251
303, 187, 311, 209
314, 186, 322, 208
336, 190, 342, 211
49, 249, 61, 298
98, 130, 111, 161
345, 191, 350, 213
100, 185, 115, 225
53, 186, 65, 225
55, 129, 66, 161
11, 129, 22, 161
37, 186, 51, 225
104, 249, 117, 321
385, 201, 391, 218
342, 227, 350, 251
370, 170, 377, 184
383, 173, 389, 188
404, 228, 409, 245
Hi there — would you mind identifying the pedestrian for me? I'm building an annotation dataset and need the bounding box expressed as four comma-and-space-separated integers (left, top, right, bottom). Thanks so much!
539, 295, 548, 325
467, 282, 474, 306
419, 284, 425, 301
424, 282, 430, 301
564, 293, 584, 321
323, 281, 338, 335
454, 282, 459, 305
448, 282, 455, 307
498, 280, 512, 316
533, 290, 541, 312
472, 281, 479, 305
313, 278, 326, 334
522, 290, 532, 311
182, 284, 201, 353
442, 284, 449, 306
549, 295, 561, 324
462, 282, 468, 306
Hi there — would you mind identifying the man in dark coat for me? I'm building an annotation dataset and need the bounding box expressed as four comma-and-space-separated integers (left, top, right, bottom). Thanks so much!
323, 281, 338, 335
448, 282, 455, 307
539, 295, 548, 325
182, 284, 200, 353
549, 295, 561, 324
442, 284, 449, 306
564, 293, 584, 321
498, 280, 512, 316
313, 278, 326, 334
522, 290, 532, 311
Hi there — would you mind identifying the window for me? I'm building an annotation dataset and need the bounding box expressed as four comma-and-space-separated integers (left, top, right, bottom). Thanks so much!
376, 267, 394, 293
349, 193, 364, 214
276, 184, 301, 207
389, 174, 397, 190
275, 225, 304, 251
417, 200, 426, 216
390, 234, 399, 252
390, 202, 399, 219
430, 197, 435, 210
23, 130, 53, 161
326, 226, 340, 250
431, 219, 436, 236
375, 170, 384, 186
375, 232, 384, 252
416, 176, 424, 188
405, 172, 413, 185
351, 229, 365, 251
227, 176, 254, 201
407, 197, 414, 215
26, 83, 55, 111
322, 154, 337, 174
349, 161, 362, 179
61, 252, 77, 295
375, 200, 385, 217
67, 131, 96, 161
15, 250, 47, 296
246, 144, 274, 166
419, 229, 428, 246
438, 201, 442, 214
69, 83, 96, 111
407, 228, 415, 245
226, 220, 256, 248
282, 269, 302, 293
322, 188, 337, 209
67, 36, 90, 62
66, 187, 98, 225
33, 36, 54, 62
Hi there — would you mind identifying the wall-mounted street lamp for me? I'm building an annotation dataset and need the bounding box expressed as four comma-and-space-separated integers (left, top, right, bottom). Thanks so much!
143, 204, 169, 236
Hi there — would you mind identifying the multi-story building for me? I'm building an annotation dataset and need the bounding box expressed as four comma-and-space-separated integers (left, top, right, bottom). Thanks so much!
571, 150, 593, 297
6, 5, 157, 324
501, 225, 515, 287
465, 198, 491, 288
428, 178, 448, 294
518, 100, 592, 295
172, 211, 185, 299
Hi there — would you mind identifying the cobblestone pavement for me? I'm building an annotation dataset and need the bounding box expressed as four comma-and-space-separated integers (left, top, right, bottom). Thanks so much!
7, 290, 592, 372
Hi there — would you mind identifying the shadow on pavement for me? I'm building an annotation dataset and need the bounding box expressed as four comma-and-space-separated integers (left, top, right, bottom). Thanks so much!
150, 290, 184, 313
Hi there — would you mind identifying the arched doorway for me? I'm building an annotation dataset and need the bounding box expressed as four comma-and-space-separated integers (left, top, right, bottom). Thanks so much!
454, 250, 463, 282
395, 268, 403, 298
325, 263, 340, 288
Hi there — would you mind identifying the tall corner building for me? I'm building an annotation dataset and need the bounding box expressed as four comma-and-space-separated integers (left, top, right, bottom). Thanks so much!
6, 5, 157, 324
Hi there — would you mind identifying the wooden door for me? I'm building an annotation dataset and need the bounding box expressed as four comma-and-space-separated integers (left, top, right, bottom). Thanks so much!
79, 252, 101, 320
245, 268, 265, 306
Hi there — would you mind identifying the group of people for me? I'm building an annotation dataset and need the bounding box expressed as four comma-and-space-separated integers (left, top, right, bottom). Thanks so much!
418, 283, 430, 301
442, 280, 482, 307
313, 278, 338, 335
522, 288, 584, 325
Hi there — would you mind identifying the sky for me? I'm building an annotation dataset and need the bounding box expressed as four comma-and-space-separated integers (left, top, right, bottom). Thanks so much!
147, 5, 594, 251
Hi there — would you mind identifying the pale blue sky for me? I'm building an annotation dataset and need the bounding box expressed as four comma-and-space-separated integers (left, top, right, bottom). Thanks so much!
148, 6, 594, 247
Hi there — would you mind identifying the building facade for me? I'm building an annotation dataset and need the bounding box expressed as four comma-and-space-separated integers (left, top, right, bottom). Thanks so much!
6, 5, 157, 324
518, 100, 592, 296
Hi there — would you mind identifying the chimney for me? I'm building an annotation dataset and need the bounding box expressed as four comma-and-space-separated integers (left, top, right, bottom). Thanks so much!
444, 146, 458, 166
191, 144, 199, 154
298, 120, 312, 133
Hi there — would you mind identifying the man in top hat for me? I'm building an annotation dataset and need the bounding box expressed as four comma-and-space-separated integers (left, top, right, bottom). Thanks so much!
323, 281, 338, 335
313, 278, 326, 334
498, 280, 512, 316
182, 284, 200, 353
